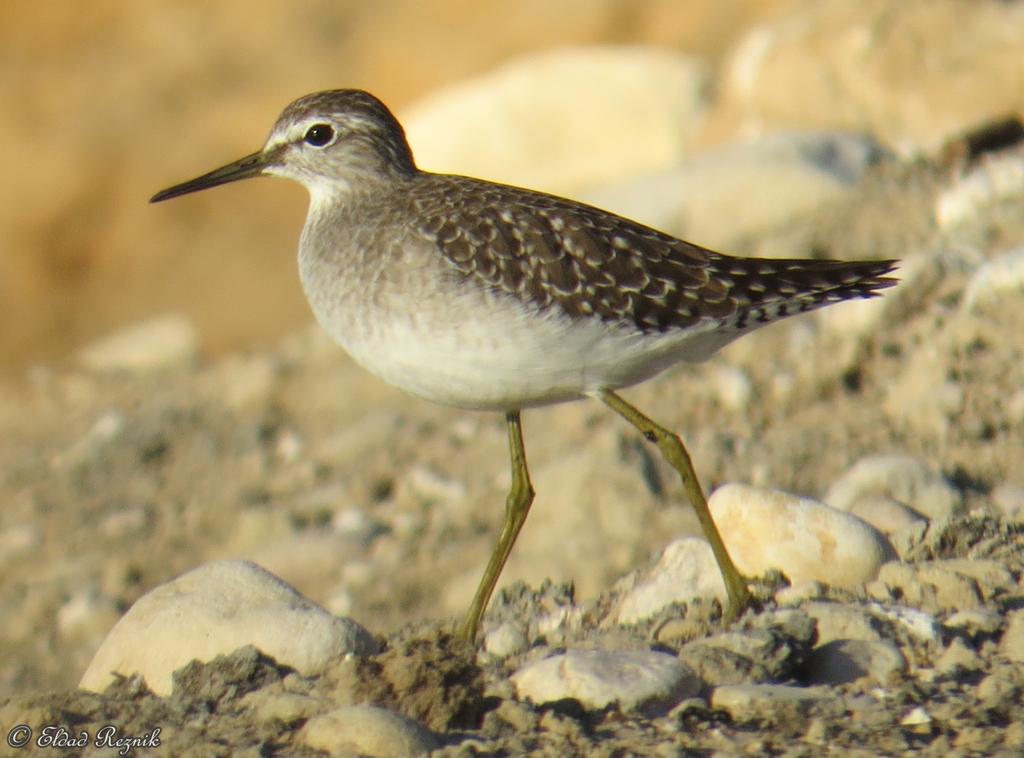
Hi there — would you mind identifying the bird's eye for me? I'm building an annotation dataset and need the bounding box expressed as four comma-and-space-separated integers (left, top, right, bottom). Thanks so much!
304, 124, 335, 147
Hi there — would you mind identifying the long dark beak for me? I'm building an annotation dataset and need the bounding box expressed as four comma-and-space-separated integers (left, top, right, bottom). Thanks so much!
150, 150, 270, 203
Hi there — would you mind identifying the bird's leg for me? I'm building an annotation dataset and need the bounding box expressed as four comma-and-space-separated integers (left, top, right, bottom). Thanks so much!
595, 389, 752, 622
459, 410, 535, 642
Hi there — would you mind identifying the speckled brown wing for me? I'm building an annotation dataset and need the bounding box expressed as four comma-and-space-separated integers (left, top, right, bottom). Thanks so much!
411, 175, 898, 334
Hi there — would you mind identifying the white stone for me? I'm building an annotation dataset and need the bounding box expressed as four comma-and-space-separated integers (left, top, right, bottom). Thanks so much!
962, 247, 1024, 312
825, 455, 961, 520
711, 364, 754, 413
614, 538, 725, 624
511, 649, 699, 712
583, 132, 885, 249
403, 46, 708, 196
79, 560, 377, 695
937, 158, 1024, 229
774, 581, 825, 606
711, 684, 831, 717
484, 621, 529, 659
868, 603, 941, 643
847, 496, 928, 535
708, 483, 896, 587
901, 706, 932, 727
299, 705, 438, 757
76, 314, 198, 374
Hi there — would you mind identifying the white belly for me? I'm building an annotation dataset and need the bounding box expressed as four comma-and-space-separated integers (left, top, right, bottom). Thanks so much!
298, 225, 727, 411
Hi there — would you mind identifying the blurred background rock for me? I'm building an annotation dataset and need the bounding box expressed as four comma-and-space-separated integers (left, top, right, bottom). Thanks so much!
5, 0, 1021, 377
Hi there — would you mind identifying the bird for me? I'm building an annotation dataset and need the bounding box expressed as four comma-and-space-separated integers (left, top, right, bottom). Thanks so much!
151, 89, 898, 642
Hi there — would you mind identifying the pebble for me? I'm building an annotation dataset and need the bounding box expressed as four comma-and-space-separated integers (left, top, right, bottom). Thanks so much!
999, 609, 1024, 662
877, 561, 985, 613
710, 684, 831, 720
76, 314, 198, 374
710, 364, 753, 413
709, 483, 896, 587
825, 454, 962, 520
299, 705, 438, 757
934, 638, 982, 675
803, 639, 905, 685
867, 603, 941, 643
774, 581, 825, 606
943, 608, 1003, 636
900, 705, 932, 727
962, 247, 1024, 311
802, 602, 881, 644
484, 621, 530, 658
511, 649, 700, 713
79, 560, 377, 695
935, 155, 1024, 229
613, 537, 725, 624
847, 495, 928, 535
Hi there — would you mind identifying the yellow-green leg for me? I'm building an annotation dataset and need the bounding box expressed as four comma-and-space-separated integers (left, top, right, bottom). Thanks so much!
595, 389, 752, 622
459, 410, 535, 641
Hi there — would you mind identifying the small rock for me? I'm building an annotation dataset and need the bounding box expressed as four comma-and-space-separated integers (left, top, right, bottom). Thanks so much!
962, 247, 1024, 311
203, 354, 279, 410
825, 455, 961, 520
511, 649, 699, 713
613, 538, 725, 623
934, 638, 982, 675
710, 684, 831, 720
868, 603, 941, 643
943, 608, 1003, 636
299, 705, 438, 757
847, 496, 928, 535
802, 602, 880, 644
878, 561, 984, 613
803, 639, 905, 685
937, 157, 1024, 229
999, 609, 1024, 662
933, 559, 1015, 596
900, 706, 932, 727
711, 364, 753, 413
709, 483, 896, 587
79, 560, 377, 695
484, 621, 530, 658
76, 314, 198, 374
774, 581, 825, 606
